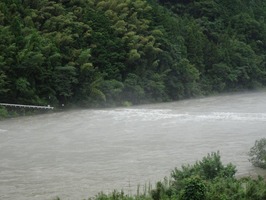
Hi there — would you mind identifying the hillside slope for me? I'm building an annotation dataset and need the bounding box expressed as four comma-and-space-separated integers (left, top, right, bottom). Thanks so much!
1, 0, 266, 107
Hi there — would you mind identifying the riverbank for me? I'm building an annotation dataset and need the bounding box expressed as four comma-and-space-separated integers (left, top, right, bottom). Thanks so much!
2, 88, 266, 121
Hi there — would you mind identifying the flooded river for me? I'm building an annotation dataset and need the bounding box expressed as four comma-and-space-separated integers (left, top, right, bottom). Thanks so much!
1, 91, 266, 200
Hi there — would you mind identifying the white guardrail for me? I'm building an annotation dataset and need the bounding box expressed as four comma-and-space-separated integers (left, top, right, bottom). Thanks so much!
0, 103, 54, 110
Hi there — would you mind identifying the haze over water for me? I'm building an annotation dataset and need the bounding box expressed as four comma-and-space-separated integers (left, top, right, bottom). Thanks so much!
1, 91, 266, 200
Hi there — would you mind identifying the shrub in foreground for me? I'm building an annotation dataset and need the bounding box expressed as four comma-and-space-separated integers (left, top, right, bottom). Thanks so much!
249, 138, 266, 169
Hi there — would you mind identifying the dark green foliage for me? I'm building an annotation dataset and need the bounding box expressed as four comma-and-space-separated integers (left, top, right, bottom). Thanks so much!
150, 152, 237, 200
123, 73, 145, 104
206, 176, 266, 200
151, 179, 174, 200
0, 106, 8, 119
1, 0, 266, 108
171, 152, 236, 184
100, 79, 124, 106
182, 177, 206, 200
249, 138, 266, 169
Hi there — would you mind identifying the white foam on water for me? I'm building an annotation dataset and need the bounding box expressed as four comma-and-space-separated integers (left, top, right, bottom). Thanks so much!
97, 109, 266, 122
98, 109, 182, 121
195, 112, 266, 122
0, 129, 7, 132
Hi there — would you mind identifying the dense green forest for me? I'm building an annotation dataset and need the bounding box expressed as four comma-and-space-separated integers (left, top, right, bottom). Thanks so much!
1, 0, 266, 108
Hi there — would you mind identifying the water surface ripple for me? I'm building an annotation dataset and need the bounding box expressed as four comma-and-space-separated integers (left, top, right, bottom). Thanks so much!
0, 91, 266, 200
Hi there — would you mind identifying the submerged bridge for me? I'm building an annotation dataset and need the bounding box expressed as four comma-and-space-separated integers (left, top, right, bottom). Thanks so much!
0, 103, 54, 110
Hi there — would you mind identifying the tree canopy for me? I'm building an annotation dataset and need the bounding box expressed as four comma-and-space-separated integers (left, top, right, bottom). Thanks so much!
1, 0, 266, 107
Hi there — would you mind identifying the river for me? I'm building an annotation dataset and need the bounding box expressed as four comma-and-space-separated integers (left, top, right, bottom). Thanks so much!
0, 91, 266, 200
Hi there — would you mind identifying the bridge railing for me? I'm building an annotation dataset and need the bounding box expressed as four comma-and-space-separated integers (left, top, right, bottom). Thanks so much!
0, 103, 54, 110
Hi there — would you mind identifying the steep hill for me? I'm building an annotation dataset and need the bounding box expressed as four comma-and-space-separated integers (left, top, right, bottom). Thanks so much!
1, 0, 266, 107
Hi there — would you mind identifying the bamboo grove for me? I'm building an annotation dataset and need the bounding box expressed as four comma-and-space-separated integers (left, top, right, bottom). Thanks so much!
1, 0, 266, 107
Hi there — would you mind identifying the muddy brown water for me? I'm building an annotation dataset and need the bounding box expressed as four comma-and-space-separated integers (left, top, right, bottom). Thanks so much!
1, 91, 266, 200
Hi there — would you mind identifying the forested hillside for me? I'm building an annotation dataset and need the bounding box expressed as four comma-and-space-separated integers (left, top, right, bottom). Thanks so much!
1, 0, 266, 107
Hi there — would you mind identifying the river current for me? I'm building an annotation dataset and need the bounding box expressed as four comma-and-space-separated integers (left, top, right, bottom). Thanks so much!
1, 91, 266, 200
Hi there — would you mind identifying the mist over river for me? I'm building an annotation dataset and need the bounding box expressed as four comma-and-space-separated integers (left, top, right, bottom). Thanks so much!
1, 91, 266, 200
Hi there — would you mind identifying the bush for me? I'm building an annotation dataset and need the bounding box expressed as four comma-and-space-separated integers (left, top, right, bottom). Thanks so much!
182, 177, 206, 200
0, 106, 8, 119
171, 152, 236, 185
249, 138, 266, 169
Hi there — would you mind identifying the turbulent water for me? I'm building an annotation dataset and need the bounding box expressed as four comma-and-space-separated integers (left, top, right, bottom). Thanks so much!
1, 91, 266, 200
